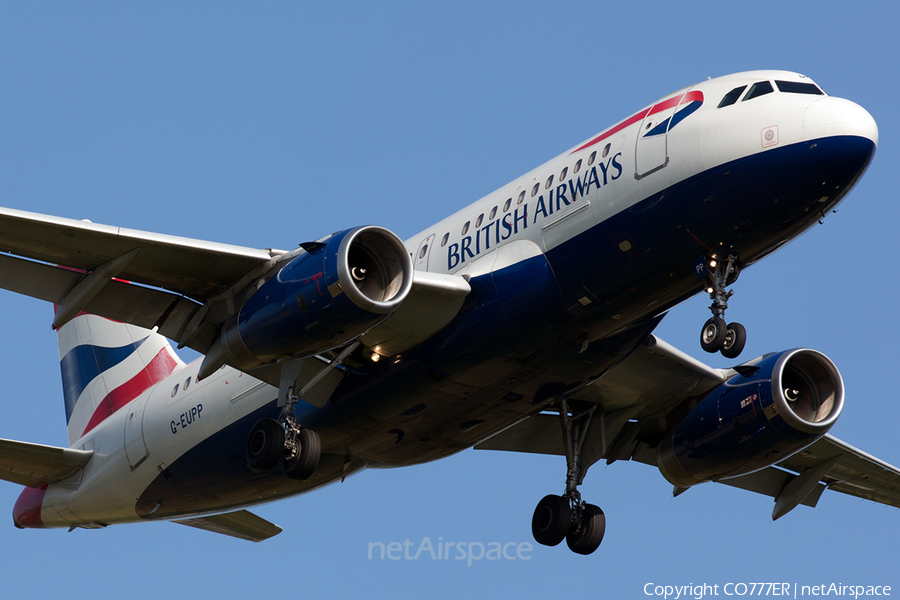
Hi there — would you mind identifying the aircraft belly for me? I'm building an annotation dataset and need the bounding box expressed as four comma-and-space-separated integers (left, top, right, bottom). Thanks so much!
135, 134, 875, 521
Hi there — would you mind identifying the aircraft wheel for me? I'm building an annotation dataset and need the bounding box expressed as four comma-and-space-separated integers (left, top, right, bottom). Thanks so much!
284, 428, 321, 480
246, 418, 285, 470
721, 322, 747, 359
700, 317, 727, 353
566, 504, 606, 555
532, 495, 572, 547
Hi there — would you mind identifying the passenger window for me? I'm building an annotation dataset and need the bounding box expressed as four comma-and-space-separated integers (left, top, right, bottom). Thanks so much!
441, 233, 449, 247
476, 213, 484, 228
184, 377, 191, 391
517, 190, 526, 205
531, 183, 539, 197
171, 384, 179, 398
462, 221, 470, 235
573, 159, 582, 174
718, 86, 747, 108
418, 245, 428, 259
775, 80, 824, 95
503, 198, 512, 212
588, 151, 596, 165
602, 143, 610, 158
743, 81, 774, 101
559, 166, 568, 180
545, 175, 554, 189
489, 206, 497, 219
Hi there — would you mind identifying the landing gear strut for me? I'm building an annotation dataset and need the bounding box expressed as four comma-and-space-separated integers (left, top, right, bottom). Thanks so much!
700, 254, 746, 359
246, 393, 321, 480
531, 398, 606, 555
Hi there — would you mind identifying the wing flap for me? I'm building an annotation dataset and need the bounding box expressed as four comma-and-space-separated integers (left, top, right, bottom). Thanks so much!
174, 510, 283, 542
778, 434, 900, 508
0, 438, 93, 487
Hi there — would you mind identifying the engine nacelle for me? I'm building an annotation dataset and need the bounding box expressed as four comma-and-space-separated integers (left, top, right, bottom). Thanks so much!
657, 348, 844, 488
215, 225, 413, 371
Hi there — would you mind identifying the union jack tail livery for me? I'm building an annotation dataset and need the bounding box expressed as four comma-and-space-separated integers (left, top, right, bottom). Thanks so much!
57, 313, 184, 447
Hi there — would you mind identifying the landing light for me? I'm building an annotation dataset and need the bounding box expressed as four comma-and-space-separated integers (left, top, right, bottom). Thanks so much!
709, 260, 717, 268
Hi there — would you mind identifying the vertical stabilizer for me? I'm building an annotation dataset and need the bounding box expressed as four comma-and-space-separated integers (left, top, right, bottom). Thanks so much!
57, 313, 185, 446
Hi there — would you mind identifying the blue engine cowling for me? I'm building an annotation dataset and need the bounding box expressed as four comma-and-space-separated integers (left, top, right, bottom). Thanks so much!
215, 225, 413, 371
656, 348, 844, 488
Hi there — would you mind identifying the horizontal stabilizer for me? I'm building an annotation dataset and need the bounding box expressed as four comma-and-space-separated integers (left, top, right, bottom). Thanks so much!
174, 510, 283, 542
0, 438, 93, 487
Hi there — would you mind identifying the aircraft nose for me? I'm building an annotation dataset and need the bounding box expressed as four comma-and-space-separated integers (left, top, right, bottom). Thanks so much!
804, 97, 879, 147
12, 485, 46, 529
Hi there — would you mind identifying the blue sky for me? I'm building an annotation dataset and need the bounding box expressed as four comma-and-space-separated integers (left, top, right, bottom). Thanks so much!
0, 2, 898, 598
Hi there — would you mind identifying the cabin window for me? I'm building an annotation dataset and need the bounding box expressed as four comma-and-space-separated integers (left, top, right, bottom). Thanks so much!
418, 244, 428, 259
171, 384, 179, 398
517, 190, 526, 205
503, 198, 512, 212
588, 151, 596, 165
743, 81, 774, 101
184, 377, 191, 391
476, 213, 484, 228
775, 80, 824, 95
441, 233, 449, 247
718, 85, 747, 108
559, 166, 568, 180
531, 183, 539, 197
602, 143, 611, 158
462, 221, 470, 235
489, 206, 497, 220
545, 175, 554, 189
573, 159, 582, 174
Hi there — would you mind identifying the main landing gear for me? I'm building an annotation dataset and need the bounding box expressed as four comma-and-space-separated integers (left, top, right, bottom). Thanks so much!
699, 254, 746, 359
246, 411, 321, 480
531, 398, 606, 555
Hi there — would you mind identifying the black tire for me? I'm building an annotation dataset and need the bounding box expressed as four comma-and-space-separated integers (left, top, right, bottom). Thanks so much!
284, 428, 322, 480
721, 322, 747, 359
700, 317, 727, 353
531, 495, 572, 547
566, 504, 606, 555
246, 418, 285, 470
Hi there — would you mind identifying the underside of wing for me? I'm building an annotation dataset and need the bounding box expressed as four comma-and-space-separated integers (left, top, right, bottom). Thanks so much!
476, 336, 900, 520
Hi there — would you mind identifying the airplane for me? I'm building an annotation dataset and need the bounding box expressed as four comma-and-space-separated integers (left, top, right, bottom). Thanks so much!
1, 69, 895, 555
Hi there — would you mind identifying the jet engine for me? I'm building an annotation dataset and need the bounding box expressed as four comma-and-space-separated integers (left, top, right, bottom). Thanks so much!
657, 349, 843, 487
207, 226, 413, 374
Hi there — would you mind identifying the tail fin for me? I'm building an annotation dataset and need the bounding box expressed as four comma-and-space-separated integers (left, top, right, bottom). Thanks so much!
57, 313, 185, 446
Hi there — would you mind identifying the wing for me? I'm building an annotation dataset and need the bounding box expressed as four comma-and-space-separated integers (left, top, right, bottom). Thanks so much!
0, 206, 283, 354
0, 206, 471, 393
0, 438, 93, 487
476, 335, 900, 519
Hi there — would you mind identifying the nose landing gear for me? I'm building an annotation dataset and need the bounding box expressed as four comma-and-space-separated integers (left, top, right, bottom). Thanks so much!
699, 254, 746, 359
531, 398, 607, 555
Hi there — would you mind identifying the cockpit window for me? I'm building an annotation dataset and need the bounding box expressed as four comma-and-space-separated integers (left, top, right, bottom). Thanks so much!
743, 81, 774, 101
775, 80, 824, 95
717, 86, 746, 108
